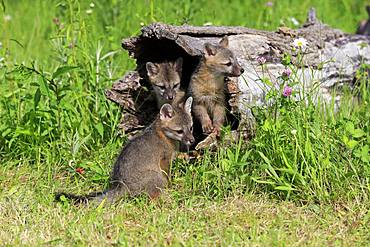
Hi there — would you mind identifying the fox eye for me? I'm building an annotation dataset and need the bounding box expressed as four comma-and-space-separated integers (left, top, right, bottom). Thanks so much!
174, 84, 180, 88
157, 85, 165, 90
176, 130, 183, 134
225, 62, 232, 66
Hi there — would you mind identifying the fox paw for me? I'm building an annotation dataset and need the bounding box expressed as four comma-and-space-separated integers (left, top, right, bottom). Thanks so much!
202, 120, 214, 134
212, 126, 221, 136
212, 123, 224, 136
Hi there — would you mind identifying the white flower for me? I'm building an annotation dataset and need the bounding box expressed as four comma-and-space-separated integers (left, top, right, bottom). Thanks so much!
291, 129, 297, 135
86, 9, 93, 14
4, 15, 12, 22
292, 37, 308, 50
90, 3, 95, 8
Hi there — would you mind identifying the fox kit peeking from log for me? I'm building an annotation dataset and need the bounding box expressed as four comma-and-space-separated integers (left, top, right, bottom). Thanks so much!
146, 58, 185, 107
188, 36, 244, 136
56, 97, 194, 204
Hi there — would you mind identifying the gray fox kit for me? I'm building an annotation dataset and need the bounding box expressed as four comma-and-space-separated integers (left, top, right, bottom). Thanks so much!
56, 97, 194, 203
188, 36, 244, 136
146, 58, 184, 107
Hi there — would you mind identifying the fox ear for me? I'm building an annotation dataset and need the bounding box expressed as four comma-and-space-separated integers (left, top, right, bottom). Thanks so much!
184, 97, 193, 114
160, 104, 173, 120
146, 62, 159, 77
204, 43, 217, 56
219, 36, 229, 48
174, 57, 183, 74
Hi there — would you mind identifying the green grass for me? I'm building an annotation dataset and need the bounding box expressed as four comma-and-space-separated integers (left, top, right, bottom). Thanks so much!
1, 165, 370, 245
1, 0, 370, 245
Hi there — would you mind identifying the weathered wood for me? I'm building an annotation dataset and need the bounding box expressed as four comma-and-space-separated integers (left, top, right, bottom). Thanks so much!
106, 8, 370, 143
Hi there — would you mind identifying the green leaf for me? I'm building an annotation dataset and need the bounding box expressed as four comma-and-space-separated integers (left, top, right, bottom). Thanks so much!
34, 88, 41, 109
38, 78, 49, 96
352, 128, 365, 138
52, 66, 78, 79
59, 195, 68, 202
100, 50, 119, 61
262, 119, 271, 131
261, 77, 273, 87
342, 135, 349, 144
15, 129, 33, 136
360, 145, 369, 163
282, 53, 291, 66
96, 198, 107, 211
274, 185, 296, 191
347, 140, 359, 149
95, 123, 104, 138
251, 177, 276, 185
345, 121, 355, 134
2, 128, 12, 137
258, 151, 280, 180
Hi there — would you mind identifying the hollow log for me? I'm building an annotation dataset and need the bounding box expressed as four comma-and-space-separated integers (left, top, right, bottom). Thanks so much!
105, 8, 370, 146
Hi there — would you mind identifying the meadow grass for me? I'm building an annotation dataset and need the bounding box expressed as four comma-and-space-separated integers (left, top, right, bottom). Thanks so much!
0, 0, 370, 245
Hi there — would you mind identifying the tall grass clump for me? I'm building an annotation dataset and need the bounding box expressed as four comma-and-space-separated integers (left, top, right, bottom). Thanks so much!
174, 42, 370, 203
0, 1, 129, 166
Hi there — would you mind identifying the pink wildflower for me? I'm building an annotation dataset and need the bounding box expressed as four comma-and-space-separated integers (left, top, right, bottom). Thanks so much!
265, 1, 273, 7
283, 86, 293, 97
282, 68, 291, 78
257, 56, 266, 65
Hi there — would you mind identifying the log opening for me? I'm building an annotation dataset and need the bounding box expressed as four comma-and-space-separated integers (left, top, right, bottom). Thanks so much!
106, 8, 370, 147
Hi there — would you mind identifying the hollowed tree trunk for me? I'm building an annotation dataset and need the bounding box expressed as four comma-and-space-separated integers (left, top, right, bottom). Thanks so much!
105, 8, 370, 146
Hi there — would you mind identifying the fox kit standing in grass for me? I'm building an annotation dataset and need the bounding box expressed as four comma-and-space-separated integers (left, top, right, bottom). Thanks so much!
56, 97, 194, 203
188, 36, 244, 136
146, 57, 185, 108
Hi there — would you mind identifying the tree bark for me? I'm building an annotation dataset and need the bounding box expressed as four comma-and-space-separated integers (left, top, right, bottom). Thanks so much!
105, 8, 370, 146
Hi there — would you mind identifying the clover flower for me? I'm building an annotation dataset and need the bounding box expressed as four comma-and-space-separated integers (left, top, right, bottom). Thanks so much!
282, 68, 291, 78
283, 86, 293, 97
265, 1, 273, 7
257, 56, 266, 65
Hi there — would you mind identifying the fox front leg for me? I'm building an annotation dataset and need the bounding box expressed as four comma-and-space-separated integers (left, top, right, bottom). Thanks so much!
193, 103, 213, 134
212, 103, 225, 136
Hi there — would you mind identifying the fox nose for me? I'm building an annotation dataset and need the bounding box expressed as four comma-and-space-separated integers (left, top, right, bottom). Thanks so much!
168, 95, 173, 100
184, 135, 195, 146
240, 68, 244, 74
189, 136, 195, 144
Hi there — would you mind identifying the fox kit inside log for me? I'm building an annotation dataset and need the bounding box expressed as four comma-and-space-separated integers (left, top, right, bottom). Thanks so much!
56, 97, 194, 204
188, 36, 244, 136
146, 58, 184, 107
